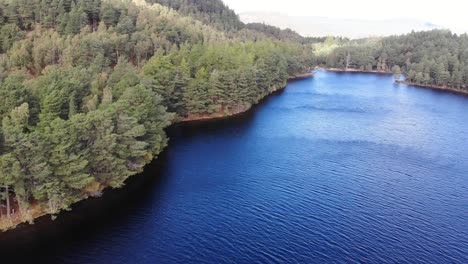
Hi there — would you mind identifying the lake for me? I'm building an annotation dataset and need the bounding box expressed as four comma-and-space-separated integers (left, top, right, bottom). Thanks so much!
1, 70, 467, 263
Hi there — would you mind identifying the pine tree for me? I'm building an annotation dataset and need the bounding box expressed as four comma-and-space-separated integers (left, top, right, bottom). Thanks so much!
39, 89, 64, 123
143, 51, 177, 111
101, 86, 113, 107
392, 65, 401, 81
173, 58, 191, 115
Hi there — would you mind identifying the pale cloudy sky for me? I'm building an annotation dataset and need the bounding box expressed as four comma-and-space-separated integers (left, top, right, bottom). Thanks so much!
222, 0, 468, 32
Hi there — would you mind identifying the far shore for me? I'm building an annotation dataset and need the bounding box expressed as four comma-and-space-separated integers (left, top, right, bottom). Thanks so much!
396, 80, 468, 97
323, 67, 468, 96
323, 67, 391, 74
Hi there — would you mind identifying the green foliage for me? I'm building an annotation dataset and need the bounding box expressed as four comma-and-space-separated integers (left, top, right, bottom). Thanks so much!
0, 0, 313, 221
392, 65, 401, 81
144, 40, 313, 116
320, 30, 468, 89
146, 0, 243, 32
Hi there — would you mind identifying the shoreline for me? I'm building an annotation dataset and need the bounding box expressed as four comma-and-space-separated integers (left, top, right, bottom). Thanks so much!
289, 72, 315, 79
0, 71, 314, 232
0, 184, 109, 232
324, 68, 468, 96
397, 80, 468, 97
180, 72, 314, 123
323, 67, 391, 74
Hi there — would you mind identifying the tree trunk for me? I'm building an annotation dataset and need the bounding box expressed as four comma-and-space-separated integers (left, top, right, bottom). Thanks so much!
116, 49, 120, 62
5, 186, 11, 219
346, 52, 351, 70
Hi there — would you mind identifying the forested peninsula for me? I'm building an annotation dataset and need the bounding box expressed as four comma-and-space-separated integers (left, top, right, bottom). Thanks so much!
0, 0, 316, 230
316, 30, 468, 94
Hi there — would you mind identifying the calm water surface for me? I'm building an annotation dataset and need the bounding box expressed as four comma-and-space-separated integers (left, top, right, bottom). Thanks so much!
2, 70, 468, 263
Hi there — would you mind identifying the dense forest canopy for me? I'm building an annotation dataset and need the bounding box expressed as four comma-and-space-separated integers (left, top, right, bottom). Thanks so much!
146, 0, 243, 32
318, 30, 468, 90
0, 0, 314, 227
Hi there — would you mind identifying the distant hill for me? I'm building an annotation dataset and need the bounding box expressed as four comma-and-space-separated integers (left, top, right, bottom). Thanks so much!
240, 12, 442, 38
147, 0, 243, 31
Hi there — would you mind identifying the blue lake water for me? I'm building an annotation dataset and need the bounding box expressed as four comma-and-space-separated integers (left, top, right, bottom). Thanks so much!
2, 70, 468, 263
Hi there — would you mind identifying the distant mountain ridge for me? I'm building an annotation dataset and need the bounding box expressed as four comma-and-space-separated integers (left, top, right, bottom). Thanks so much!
240, 12, 442, 38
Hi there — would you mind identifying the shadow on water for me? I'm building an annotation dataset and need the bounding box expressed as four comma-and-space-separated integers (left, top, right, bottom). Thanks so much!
171, 87, 286, 136
0, 86, 287, 262
0, 152, 170, 261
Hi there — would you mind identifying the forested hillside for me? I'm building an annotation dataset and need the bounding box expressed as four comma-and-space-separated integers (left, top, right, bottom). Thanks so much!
147, 0, 242, 31
0, 0, 314, 229
319, 30, 468, 92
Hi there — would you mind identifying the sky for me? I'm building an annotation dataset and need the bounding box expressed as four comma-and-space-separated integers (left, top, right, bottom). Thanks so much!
222, 0, 468, 32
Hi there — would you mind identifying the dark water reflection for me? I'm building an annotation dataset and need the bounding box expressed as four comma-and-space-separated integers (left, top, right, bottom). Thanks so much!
1, 71, 467, 263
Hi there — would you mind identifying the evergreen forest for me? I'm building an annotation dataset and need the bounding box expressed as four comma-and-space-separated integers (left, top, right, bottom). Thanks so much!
0, 0, 314, 228
318, 30, 468, 90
